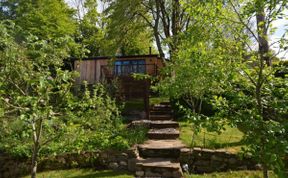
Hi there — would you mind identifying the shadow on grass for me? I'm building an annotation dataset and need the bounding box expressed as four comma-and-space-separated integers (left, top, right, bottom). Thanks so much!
69, 170, 133, 178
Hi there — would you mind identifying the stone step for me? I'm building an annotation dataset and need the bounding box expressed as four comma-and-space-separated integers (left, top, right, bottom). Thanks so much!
160, 102, 171, 105
150, 109, 172, 114
151, 104, 171, 110
150, 114, 173, 120
135, 158, 183, 178
138, 139, 185, 158
149, 108, 172, 114
150, 111, 172, 116
150, 120, 179, 129
154, 103, 171, 107
148, 128, 180, 139
153, 107, 171, 111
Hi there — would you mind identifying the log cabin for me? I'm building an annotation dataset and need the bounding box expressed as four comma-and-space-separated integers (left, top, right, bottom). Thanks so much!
74, 54, 163, 84
73, 54, 164, 118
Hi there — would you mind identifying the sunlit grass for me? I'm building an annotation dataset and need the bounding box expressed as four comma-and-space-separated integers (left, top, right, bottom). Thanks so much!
180, 121, 244, 153
22, 169, 133, 178
22, 169, 277, 178
184, 170, 276, 178
150, 96, 169, 105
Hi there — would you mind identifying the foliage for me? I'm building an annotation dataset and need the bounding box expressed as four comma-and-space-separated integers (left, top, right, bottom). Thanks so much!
214, 62, 288, 177
74, 0, 109, 57
156, 0, 242, 132
105, 0, 155, 56
1, 0, 76, 39
120, 125, 148, 146
214, 1, 288, 177
0, 21, 122, 177
0, 0, 82, 57
157, 0, 288, 177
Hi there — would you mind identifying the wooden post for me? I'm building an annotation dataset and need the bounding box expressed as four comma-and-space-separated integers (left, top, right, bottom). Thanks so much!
144, 80, 150, 119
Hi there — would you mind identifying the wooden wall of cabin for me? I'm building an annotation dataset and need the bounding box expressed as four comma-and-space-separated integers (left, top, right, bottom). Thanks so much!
74, 56, 164, 85
74, 59, 108, 84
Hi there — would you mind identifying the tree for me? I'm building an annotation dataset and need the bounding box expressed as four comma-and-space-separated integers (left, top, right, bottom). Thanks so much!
105, 0, 155, 56
156, 0, 242, 129
16, 0, 76, 40
224, 1, 288, 177
72, 0, 106, 56
105, 0, 190, 59
0, 21, 121, 178
158, 0, 288, 177
0, 0, 80, 56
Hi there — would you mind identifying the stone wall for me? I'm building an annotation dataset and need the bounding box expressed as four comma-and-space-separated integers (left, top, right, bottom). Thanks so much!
180, 147, 258, 174
0, 147, 265, 178
0, 148, 137, 178
0, 152, 31, 178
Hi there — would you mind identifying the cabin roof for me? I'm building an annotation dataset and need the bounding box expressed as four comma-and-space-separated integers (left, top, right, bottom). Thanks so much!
71, 54, 160, 61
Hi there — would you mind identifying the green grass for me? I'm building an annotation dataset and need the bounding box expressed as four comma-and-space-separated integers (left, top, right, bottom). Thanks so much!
22, 169, 277, 178
22, 169, 133, 178
180, 121, 244, 153
123, 97, 169, 112
123, 99, 145, 111
185, 170, 276, 178
149, 96, 169, 105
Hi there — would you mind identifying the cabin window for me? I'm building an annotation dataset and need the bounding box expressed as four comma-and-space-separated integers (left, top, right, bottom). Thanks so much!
114, 60, 146, 75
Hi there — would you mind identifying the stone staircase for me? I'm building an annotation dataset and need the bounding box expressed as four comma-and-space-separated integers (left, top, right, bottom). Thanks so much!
135, 102, 185, 178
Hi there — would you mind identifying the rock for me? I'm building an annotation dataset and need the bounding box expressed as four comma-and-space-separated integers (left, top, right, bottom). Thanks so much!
145, 170, 161, 177
228, 158, 237, 165
162, 171, 173, 177
121, 153, 128, 158
127, 146, 138, 158
135, 171, 144, 176
108, 162, 119, 169
120, 161, 127, 166
255, 163, 262, 170
194, 160, 210, 167
196, 166, 215, 173
211, 155, 223, 162
237, 165, 247, 170
172, 170, 183, 178
181, 148, 191, 154
100, 152, 109, 159
128, 158, 137, 171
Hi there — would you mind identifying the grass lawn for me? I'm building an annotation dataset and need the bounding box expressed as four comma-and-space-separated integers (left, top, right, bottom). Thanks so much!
22, 169, 277, 178
123, 99, 145, 111
180, 121, 244, 153
150, 96, 169, 105
185, 170, 276, 178
22, 169, 133, 178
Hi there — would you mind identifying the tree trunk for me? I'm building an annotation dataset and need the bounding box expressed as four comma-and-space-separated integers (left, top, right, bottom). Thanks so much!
263, 164, 269, 178
170, 0, 181, 61
256, 9, 271, 66
153, 27, 165, 59
31, 143, 39, 178
154, 0, 165, 59
31, 119, 43, 178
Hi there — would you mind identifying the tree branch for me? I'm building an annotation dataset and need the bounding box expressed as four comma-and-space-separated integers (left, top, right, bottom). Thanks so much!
228, 0, 260, 43
239, 69, 257, 87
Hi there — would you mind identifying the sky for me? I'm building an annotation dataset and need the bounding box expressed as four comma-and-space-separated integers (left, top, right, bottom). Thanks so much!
270, 13, 288, 60
65, 0, 287, 60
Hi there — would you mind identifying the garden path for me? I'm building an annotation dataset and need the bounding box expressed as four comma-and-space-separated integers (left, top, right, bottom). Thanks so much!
135, 102, 185, 178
